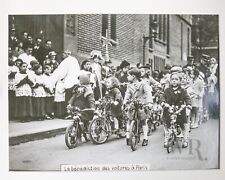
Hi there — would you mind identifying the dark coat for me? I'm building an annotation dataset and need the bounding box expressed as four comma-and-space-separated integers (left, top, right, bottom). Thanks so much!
115, 70, 128, 98
68, 86, 95, 121
161, 86, 191, 129
105, 87, 123, 117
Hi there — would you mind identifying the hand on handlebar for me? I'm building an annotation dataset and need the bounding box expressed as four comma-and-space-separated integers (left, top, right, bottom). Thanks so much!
67, 104, 73, 112
113, 100, 119, 106
146, 103, 153, 109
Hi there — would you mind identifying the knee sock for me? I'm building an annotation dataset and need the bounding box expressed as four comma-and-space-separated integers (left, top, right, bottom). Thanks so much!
143, 125, 148, 140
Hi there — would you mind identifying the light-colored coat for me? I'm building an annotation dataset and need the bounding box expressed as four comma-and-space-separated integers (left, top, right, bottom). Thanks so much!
191, 77, 204, 108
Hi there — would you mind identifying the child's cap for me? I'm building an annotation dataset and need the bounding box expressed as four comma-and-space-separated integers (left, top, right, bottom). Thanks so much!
78, 72, 91, 85
15, 58, 23, 64
128, 67, 141, 79
30, 59, 39, 67
48, 51, 57, 56
170, 66, 182, 73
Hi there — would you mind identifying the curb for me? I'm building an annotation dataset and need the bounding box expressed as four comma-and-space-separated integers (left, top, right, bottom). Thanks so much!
9, 127, 66, 146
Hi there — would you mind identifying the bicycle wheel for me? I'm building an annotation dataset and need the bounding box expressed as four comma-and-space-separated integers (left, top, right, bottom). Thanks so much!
65, 123, 80, 149
129, 120, 139, 151
89, 117, 110, 144
118, 118, 126, 138
167, 145, 173, 153
167, 133, 175, 153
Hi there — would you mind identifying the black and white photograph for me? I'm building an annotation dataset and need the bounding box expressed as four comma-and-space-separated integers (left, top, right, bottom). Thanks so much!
1, 0, 225, 180
7, 13, 220, 171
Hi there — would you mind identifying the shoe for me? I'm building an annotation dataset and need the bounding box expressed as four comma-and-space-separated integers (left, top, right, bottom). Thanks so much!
182, 141, 188, 148
164, 142, 169, 148
142, 139, 148, 146
44, 115, 52, 120
191, 124, 198, 129
114, 129, 120, 134
126, 138, 130, 146
64, 115, 72, 120
176, 132, 184, 138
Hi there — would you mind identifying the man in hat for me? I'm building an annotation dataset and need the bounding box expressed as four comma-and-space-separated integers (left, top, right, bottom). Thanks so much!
116, 60, 130, 97
37, 40, 53, 66
198, 54, 210, 76
9, 27, 18, 50
198, 54, 211, 123
20, 32, 30, 50
33, 37, 43, 62
183, 55, 194, 69
89, 50, 104, 100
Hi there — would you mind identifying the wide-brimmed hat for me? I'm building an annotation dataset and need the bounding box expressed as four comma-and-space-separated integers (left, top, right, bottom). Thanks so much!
119, 60, 130, 69
89, 50, 104, 60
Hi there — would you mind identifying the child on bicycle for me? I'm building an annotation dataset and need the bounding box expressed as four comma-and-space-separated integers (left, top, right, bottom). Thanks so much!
67, 72, 95, 130
123, 68, 153, 146
104, 76, 123, 133
161, 72, 192, 148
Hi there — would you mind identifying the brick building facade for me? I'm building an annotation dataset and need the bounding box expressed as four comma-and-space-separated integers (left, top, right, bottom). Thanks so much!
10, 14, 192, 70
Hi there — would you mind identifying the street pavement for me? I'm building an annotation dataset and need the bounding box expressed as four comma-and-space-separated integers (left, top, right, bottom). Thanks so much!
9, 118, 219, 171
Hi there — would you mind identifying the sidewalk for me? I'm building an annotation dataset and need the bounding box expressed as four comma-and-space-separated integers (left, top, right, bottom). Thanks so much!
9, 119, 72, 146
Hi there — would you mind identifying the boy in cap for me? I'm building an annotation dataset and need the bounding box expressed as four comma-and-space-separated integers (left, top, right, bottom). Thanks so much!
67, 72, 95, 133
161, 73, 192, 148
123, 68, 153, 146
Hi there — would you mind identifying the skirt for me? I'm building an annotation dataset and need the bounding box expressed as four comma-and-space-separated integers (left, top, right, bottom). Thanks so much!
32, 97, 46, 118
14, 96, 33, 119
54, 101, 66, 118
45, 96, 54, 115
8, 90, 15, 120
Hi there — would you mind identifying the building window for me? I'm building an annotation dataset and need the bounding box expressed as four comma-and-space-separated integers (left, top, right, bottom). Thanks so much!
102, 14, 108, 37
149, 14, 168, 49
187, 27, 190, 56
181, 22, 183, 61
166, 15, 170, 55
163, 15, 166, 42
110, 14, 116, 41
153, 55, 165, 71
66, 15, 76, 36
155, 15, 166, 42
102, 14, 117, 45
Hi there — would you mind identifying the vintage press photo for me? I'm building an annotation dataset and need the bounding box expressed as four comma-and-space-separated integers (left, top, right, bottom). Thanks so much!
8, 14, 219, 171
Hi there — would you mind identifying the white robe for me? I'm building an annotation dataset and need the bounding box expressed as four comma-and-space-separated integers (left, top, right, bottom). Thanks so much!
50, 55, 80, 90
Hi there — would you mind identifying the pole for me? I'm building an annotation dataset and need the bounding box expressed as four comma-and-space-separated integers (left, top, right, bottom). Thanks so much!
143, 36, 146, 65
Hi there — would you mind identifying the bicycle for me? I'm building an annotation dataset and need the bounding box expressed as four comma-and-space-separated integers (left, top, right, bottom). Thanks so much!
65, 106, 94, 149
89, 97, 126, 145
163, 104, 187, 153
124, 99, 151, 151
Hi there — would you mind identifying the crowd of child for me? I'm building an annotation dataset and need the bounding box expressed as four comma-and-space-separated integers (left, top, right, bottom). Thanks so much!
8, 28, 219, 149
